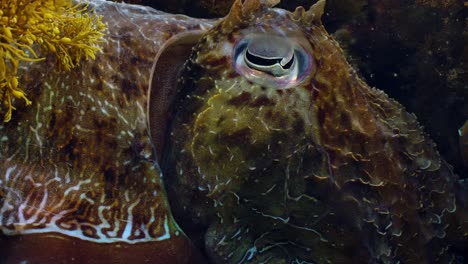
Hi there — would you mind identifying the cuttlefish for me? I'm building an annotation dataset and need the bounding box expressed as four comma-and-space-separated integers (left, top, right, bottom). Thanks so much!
0, 0, 466, 264
150, 0, 468, 263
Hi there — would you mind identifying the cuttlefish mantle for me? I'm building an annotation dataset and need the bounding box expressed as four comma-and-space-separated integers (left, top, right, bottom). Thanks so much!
0, 0, 214, 263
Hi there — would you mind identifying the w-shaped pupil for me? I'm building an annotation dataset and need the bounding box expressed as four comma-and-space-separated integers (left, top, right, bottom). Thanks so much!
246, 50, 294, 69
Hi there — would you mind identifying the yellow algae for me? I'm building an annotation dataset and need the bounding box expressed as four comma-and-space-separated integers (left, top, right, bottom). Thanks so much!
0, 0, 106, 122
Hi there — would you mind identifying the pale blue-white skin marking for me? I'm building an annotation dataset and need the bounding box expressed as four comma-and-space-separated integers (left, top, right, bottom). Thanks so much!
1, 163, 171, 244
0, 0, 214, 244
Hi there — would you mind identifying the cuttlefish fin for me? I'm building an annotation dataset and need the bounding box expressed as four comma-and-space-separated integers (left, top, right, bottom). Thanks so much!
459, 120, 468, 167
293, 0, 326, 24
147, 30, 206, 162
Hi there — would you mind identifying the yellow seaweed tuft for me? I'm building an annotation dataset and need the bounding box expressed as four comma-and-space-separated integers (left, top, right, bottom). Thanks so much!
0, 0, 106, 122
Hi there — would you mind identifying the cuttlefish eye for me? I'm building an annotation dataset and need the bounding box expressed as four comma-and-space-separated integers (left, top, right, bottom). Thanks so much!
233, 34, 313, 89
244, 35, 295, 76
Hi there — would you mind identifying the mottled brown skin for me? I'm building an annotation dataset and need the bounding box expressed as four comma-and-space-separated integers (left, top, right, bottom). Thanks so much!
0, 0, 214, 263
161, 0, 467, 263
1, 0, 466, 263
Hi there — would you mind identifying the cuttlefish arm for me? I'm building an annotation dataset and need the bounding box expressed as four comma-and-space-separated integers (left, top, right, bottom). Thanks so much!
0, 1, 214, 263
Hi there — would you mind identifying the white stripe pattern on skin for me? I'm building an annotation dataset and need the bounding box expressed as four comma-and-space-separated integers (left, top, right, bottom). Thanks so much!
0, 0, 216, 244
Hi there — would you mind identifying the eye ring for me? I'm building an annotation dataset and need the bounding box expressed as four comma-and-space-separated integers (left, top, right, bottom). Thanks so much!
233, 34, 313, 89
